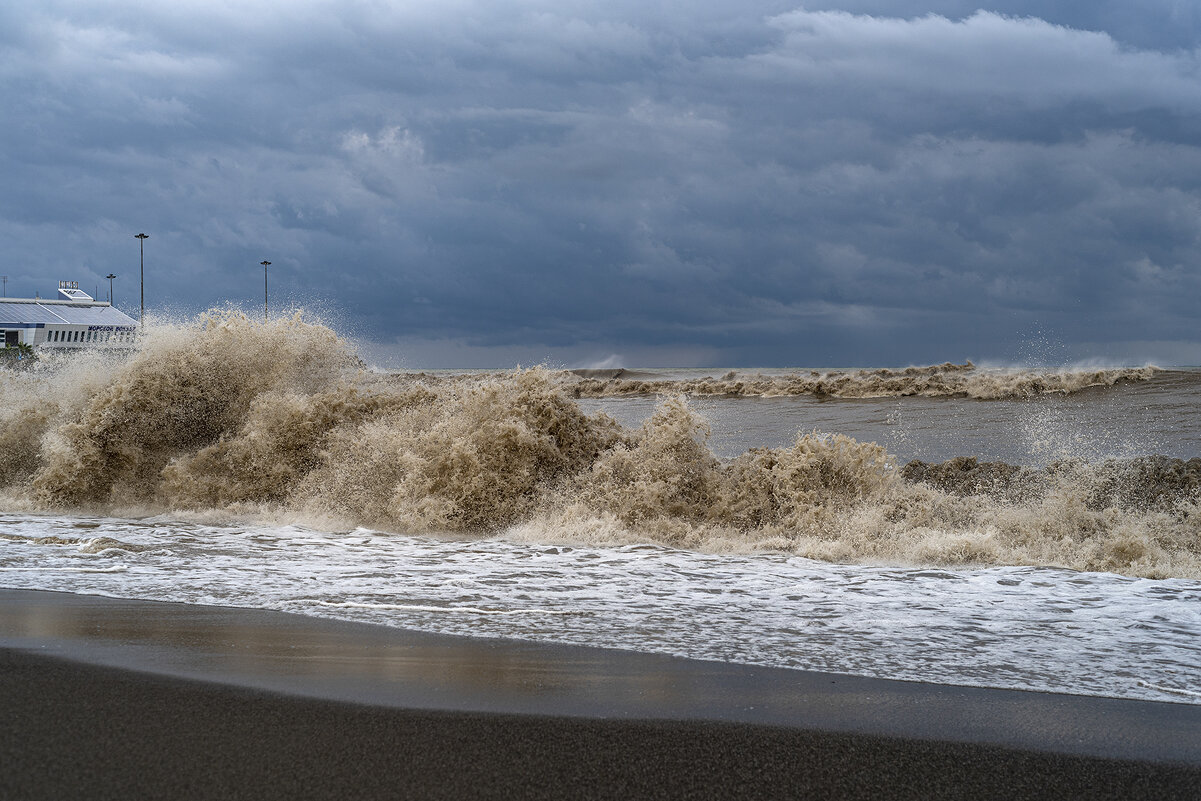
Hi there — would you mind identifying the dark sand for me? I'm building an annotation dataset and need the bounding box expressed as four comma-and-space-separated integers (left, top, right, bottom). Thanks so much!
2, 589, 1199, 800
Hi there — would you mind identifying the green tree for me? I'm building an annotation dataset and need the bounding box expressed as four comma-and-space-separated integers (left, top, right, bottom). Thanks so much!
1, 340, 36, 367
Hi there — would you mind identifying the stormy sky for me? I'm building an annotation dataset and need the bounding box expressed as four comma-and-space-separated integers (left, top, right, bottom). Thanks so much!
2, 1, 1199, 367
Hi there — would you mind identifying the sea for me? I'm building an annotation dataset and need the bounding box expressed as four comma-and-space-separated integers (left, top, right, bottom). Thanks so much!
1, 312, 1198, 704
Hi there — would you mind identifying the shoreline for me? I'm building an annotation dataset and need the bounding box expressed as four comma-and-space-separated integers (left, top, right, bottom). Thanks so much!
3, 588, 1200, 799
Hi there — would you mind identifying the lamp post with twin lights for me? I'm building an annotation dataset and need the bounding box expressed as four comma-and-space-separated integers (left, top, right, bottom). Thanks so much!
134, 233, 149, 329
260, 261, 271, 321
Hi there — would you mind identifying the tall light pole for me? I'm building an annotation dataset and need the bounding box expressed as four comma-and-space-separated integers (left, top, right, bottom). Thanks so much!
1, 276, 6, 297
135, 233, 149, 329
260, 261, 271, 321
105, 273, 117, 305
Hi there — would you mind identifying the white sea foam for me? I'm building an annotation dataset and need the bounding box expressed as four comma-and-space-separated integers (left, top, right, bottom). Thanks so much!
0, 514, 1198, 705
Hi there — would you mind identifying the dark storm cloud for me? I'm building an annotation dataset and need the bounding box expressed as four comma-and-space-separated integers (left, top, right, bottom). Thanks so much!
1, 1, 1199, 366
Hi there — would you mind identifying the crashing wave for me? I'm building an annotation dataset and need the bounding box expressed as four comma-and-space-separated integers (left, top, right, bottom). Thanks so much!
0, 312, 1197, 579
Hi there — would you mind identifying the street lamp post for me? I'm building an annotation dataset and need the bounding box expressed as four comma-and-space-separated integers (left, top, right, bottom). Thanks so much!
135, 233, 149, 329
105, 273, 117, 306
260, 261, 271, 321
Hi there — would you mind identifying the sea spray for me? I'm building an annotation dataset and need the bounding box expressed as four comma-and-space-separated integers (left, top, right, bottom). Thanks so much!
30, 311, 357, 508
0, 312, 1198, 578
293, 369, 626, 531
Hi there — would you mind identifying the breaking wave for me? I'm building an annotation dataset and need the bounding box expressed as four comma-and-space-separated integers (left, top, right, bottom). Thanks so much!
555, 362, 1160, 399
0, 311, 1197, 579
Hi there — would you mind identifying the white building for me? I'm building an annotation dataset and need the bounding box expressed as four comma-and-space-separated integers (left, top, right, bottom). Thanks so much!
0, 281, 138, 350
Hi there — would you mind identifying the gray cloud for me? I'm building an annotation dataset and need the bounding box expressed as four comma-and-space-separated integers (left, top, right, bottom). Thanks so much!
1, 1, 1199, 366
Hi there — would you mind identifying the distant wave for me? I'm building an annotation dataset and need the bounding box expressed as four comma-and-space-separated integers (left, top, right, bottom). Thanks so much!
555, 362, 1161, 400
0, 311, 1197, 579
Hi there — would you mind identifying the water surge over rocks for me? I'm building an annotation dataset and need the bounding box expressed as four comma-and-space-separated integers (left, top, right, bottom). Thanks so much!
1, 313, 1197, 579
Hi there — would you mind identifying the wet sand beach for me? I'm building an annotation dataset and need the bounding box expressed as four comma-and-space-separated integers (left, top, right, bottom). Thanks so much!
2, 589, 1199, 800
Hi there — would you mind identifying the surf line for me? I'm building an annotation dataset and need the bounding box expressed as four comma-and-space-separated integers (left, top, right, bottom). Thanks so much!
1137, 680, 1201, 699
0, 565, 129, 573
317, 600, 584, 616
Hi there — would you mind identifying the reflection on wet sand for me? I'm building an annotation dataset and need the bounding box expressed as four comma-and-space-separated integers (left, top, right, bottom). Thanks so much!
0, 589, 691, 714
2, 588, 1200, 766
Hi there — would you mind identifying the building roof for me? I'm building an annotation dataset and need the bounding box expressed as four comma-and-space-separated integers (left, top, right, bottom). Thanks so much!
0, 298, 138, 328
